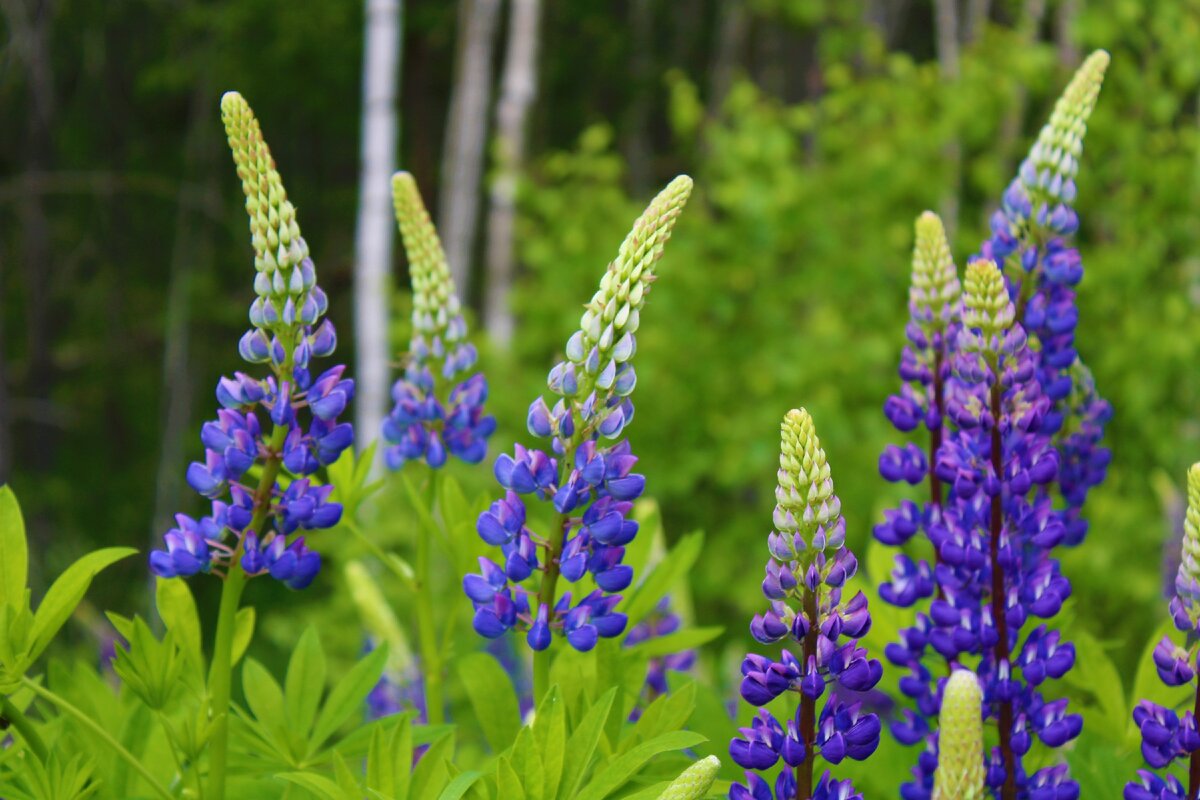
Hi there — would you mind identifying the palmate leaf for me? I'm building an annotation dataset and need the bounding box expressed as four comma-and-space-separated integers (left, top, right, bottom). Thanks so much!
456, 651, 522, 753
29, 547, 137, 661
0, 485, 28, 609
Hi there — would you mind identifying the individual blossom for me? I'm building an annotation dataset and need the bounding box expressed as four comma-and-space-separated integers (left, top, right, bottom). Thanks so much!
933, 670, 986, 800
1126, 463, 1200, 799
729, 409, 881, 799
463, 175, 693, 662
383, 172, 495, 469
149, 92, 353, 590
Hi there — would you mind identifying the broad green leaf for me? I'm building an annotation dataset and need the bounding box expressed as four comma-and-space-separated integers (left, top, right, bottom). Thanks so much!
155, 577, 203, 675
510, 726, 543, 800
285, 627, 327, 736
1062, 627, 1125, 745
623, 682, 696, 753
437, 771, 485, 800
309, 644, 388, 752
278, 771, 349, 800
533, 687, 566, 800
232, 606, 256, 666
574, 731, 707, 800
495, 757, 526, 800
243, 657, 290, 756
333, 752, 362, 795
456, 652, 521, 753
413, 731, 456, 799
30, 547, 136, 659
623, 532, 704, 626
0, 486, 28, 609
626, 627, 722, 659
560, 687, 618, 799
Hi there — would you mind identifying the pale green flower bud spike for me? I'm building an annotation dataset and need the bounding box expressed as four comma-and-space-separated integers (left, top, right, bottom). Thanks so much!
391, 172, 465, 344
655, 755, 720, 800
933, 670, 987, 800
960, 258, 1014, 358
910, 211, 960, 333
775, 408, 843, 556
1021, 50, 1110, 206
1176, 463, 1200, 606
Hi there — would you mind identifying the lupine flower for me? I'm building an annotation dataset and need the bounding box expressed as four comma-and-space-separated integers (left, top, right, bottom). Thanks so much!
875, 52, 1110, 800
1126, 463, 1200, 800
657, 755, 720, 800
463, 176, 693, 653
149, 92, 353, 589
729, 409, 880, 799
383, 172, 495, 470
933, 670, 986, 800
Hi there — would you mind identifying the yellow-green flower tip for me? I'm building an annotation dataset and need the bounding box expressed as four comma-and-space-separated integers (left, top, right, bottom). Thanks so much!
933, 670, 986, 800
1023, 50, 1111, 199
1178, 463, 1200, 601
775, 408, 843, 548
391, 172, 464, 341
656, 755, 720, 800
961, 258, 1014, 343
910, 211, 960, 330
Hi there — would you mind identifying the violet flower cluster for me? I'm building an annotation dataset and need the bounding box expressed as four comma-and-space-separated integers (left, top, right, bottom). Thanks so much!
1125, 463, 1200, 800
730, 408, 881, 800
463, 176, 693, 653
149, 92, 353, 590
873, 52, 1111, 800
383, 172, 494, 470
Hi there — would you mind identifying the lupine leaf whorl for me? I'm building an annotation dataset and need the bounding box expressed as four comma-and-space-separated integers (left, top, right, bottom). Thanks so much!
221, 91, 327, 365
961, 258, 1014, 345
774, 408, 843, 555
391, 171, 464, 343
655, 755, 720, 800
932, 670, 986, 800
1021, 50, 1110, 206
1175, 463, 1200, 605
910, 211, 960, 331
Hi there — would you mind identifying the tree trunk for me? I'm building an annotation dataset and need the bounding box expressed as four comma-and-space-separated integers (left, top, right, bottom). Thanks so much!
934, 0, 962, 235
623, 0, 654, 194
707, 0, 747, 119
965, 0, 992, 42
482, 0, 542, 348
353, 0, 403, 455
438, 0, 502, 304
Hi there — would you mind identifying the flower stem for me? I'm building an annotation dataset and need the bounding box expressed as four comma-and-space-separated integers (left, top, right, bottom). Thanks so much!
0, 693, 47, 761
989, 380, 1017, 800
206, 423, 288, 800
414, 469, 444, 725
796, 589, 819, 799
21, 677, 174, 800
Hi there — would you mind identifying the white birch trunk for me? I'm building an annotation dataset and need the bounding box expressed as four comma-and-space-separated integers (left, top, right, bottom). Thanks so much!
438, 0, 502, 301
353, 0, 402, 456
483, 0, 542, 348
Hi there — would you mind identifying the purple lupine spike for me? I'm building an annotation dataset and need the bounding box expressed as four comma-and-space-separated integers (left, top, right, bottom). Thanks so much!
149, 92, 353, 591
729, 409, 878, 798
383, 174, 495, 471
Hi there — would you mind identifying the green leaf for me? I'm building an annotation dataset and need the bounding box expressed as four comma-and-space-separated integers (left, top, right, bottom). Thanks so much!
624, 532, 704, 626
456, 652, 521, 753
1061, 627, 1126, 745
560, 687, 618, 799
533, 687, 566, 800
413, 731, 456, 799
625, 627, 722, 659
232, 606, 256, 666
623, 682, 696, 754
30, 548, 136, 659
277, 771, 350, 800
437, 772, 485, 800
285, 627, 327, 736
496, 757, 526, 800
574, 731, 707, 800
309, 644, 388, 753
0, 486, 28, 609
242, 657, 289, 752
155, 578, 203, 675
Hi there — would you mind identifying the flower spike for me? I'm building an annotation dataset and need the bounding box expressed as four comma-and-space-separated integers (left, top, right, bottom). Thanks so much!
933, 670, 987, 800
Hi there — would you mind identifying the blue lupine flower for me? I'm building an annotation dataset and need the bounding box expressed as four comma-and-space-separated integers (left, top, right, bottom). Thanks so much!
464, 176, 693, 653
149, 92, 354, 589
729, 409, 879, 798
874, 51, 1111, 800
383, 173, 494, 470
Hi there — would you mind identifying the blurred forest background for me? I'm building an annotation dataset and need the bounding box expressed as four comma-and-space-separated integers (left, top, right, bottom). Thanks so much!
2, 0, 1200, 687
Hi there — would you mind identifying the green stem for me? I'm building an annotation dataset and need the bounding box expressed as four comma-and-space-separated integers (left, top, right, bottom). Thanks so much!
346, 520, 416, 588
21, 677, 174, 800
415, 469, 444, 725
206, 423, 288, 800
532, 647, 551, 706
1, 693, 47, 761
